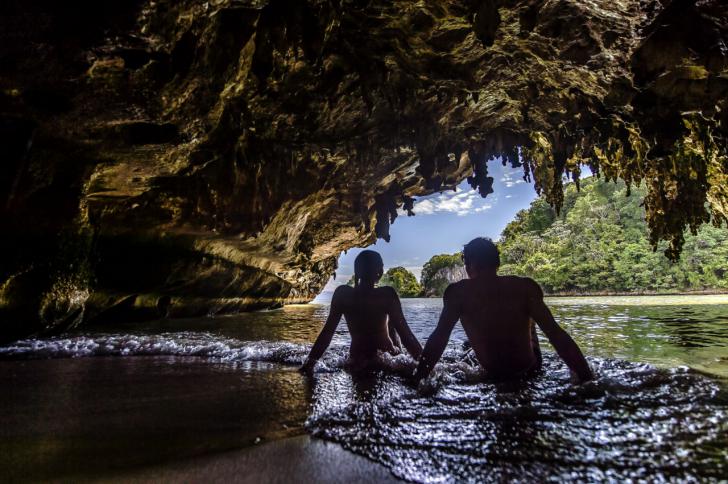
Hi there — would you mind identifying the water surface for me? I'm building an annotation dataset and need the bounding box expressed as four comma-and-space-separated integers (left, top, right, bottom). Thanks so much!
1, 296, 727, 481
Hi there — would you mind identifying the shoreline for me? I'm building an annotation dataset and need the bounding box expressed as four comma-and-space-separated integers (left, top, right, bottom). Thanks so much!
406, 290, 728, 299
544, 290, 728, 297
104, 435, 401, 484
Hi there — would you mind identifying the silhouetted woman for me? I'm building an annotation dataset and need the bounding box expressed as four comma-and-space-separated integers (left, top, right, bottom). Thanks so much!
299, 250, 423, 372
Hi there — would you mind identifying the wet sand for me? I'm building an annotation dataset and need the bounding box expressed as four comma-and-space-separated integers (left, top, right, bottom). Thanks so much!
1, 356, 312, 482
105, 436, 401, 483
1, 353, 401, 483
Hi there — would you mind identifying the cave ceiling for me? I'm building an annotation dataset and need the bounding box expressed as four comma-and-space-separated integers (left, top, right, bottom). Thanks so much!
1, 0, 727, 337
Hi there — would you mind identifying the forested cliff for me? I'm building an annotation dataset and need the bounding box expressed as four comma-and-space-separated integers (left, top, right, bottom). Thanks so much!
499, 179, 728, 293
421, 179, 728, 296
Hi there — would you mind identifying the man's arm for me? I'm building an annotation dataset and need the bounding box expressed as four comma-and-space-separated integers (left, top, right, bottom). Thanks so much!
413, 284, 461, 380
530, 319, 543, 369
526, 280, 593, 382
387, 288, 422, 359
299, 288, 344, 372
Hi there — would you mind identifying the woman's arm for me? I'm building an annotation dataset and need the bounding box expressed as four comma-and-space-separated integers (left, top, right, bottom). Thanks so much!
388, 322, 403, 350
299, 288, 345, 372
386, 288, 423, 359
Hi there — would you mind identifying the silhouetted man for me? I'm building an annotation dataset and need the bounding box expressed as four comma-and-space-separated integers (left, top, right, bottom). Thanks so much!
414, 237, 593, 382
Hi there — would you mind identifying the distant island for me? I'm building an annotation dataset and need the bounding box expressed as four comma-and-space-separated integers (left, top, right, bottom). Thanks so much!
372, 178, 728, 298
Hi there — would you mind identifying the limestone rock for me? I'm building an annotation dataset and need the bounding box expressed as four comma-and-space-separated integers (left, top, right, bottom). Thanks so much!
423, 264, 468, 297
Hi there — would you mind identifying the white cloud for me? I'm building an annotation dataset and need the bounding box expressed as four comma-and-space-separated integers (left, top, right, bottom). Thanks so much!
413, 189, 491, 217
504, 179, 525, 188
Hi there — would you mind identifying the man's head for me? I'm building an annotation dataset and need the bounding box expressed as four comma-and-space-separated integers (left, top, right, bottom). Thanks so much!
462, 237, 500, 277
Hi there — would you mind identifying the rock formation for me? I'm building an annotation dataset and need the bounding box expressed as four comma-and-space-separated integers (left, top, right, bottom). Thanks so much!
1, 0, 727, 340
422, 264, 468, 298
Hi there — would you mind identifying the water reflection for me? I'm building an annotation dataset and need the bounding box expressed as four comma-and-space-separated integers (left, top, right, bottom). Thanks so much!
543, 301, 728, 377
307, 356, 728, 482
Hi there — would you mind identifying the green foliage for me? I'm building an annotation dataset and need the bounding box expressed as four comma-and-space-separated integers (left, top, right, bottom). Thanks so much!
498, 178, 728, 294
346, 267, 422, 297
380, 266, 422, 298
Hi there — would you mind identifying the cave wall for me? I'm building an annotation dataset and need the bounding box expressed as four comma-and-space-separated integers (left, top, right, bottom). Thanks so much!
1, 0, 727, 341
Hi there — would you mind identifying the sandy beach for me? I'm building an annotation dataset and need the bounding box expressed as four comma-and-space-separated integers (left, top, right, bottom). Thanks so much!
105, 436, 401, 484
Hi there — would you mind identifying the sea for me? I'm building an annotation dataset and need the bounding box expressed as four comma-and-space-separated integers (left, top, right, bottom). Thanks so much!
2, 295, 727, 482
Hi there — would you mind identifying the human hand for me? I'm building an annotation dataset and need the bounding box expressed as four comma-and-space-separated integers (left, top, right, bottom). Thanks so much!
298, 359, 315, 374
570, 367, 594, 384
407, 366, 426, 387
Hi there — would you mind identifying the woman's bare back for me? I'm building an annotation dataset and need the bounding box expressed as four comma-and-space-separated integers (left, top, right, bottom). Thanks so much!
300, 283, 423, 373
337, 285, 399, 360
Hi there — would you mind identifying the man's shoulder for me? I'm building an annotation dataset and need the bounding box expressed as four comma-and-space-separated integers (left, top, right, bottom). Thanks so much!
499, 274, 535, 284
443, 280, 467, 299
499, 275, 543, 296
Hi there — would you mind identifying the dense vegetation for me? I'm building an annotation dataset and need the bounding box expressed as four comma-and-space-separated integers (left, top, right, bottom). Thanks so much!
499, 179, 728, 293
347, 266, 422, 297
381, 267, 422, 297
419, 179, 728, 296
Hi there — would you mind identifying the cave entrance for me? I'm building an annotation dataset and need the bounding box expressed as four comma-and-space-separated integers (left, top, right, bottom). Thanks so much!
314, 161, 537, 302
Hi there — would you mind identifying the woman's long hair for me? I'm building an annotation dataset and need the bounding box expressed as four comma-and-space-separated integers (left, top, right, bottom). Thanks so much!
353, 250, 384, 288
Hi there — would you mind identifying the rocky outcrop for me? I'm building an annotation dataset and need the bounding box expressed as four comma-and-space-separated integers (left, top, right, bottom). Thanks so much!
1, 0, 727, 340
422, 264, 468, 297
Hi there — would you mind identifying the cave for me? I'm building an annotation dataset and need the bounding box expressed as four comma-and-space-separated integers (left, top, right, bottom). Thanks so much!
1, 0, 727, 343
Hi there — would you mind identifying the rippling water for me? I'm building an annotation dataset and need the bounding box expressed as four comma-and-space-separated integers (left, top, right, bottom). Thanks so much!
2, 296, 727, 481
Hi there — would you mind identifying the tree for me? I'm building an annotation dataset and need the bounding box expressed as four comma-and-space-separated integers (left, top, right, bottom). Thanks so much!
380, 267, 422, 298
346, 266, 423, 297
497, 178, 728, 294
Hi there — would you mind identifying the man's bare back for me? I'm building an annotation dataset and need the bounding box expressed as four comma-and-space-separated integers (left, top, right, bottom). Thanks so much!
449, 276, 543, 378
414, 238, 593, 383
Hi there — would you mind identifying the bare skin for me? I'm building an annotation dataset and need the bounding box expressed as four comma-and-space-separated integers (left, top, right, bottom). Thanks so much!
414, 268, 593, 382
300, 284, 423, 372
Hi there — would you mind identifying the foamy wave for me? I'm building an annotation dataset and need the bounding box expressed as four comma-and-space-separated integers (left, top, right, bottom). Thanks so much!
0, 332, 431, 373
0, 332, 326, 366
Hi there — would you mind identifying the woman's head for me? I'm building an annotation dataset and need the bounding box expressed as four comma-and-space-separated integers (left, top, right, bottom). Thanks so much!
353, 250, 384, 287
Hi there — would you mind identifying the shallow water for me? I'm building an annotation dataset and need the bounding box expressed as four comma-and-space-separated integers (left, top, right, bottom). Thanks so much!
1, 296, 727, 481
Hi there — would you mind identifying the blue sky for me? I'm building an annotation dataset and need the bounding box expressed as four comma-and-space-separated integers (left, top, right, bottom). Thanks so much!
315, 159, 541, 299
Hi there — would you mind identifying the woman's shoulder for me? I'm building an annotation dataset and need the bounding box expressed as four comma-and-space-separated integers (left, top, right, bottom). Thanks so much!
372, 285, 402, 302
330, 284, 355, 307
